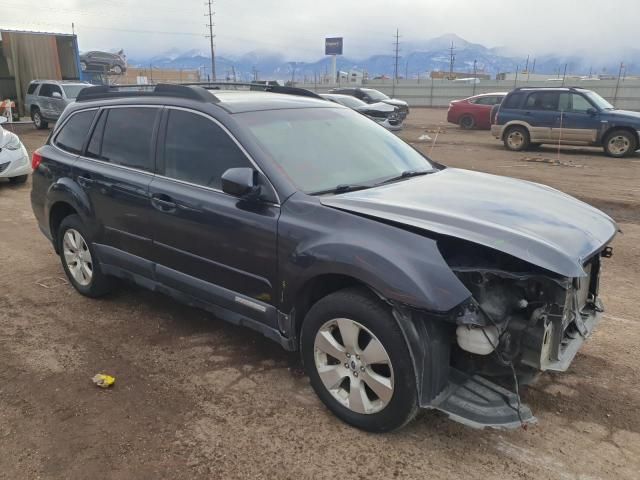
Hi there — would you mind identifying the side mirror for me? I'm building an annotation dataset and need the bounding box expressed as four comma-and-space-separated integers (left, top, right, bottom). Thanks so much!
52, 91, 63, 99
221, 167, 260, 199
586, 107, 598, 116
0, 116, 7, 125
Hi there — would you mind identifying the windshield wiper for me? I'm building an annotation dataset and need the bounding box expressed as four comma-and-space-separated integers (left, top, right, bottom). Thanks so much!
377, 169, 432, 185
309, 184, 373, 196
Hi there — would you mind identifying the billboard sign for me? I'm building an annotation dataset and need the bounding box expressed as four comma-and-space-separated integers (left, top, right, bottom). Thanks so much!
325, 37, 343, 56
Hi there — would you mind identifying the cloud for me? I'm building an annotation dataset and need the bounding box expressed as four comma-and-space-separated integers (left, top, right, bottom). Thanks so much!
2, 0, 637, 60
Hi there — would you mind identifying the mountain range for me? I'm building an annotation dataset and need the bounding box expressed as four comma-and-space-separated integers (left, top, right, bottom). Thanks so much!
128, 34, 639, 81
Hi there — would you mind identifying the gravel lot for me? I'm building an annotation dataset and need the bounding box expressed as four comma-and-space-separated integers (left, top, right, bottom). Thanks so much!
1, 108, 639, 479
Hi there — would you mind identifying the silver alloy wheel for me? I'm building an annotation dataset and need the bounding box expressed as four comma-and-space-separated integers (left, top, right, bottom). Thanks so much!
62, 228, 93, 286
507, 130, 524, 149
608, 135, 630, 156
33, 111, 41, 128
313, 318, 394, 414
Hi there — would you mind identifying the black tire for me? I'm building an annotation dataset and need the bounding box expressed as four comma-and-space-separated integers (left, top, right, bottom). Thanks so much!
8, 175, 28, 184
459, 114, 476, 130
32, 108, 48, 130
57, 214, 114, 297
503, 125, 530, 151
80, 61, 87, 72
112, 65, 123, 75
603, 129, 637, 158
301, 287, 418, 432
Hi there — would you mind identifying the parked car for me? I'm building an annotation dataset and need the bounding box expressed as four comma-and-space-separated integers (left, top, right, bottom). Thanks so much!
25, 80, 90, 129
0, 116, 30, 184
80, 51, 127, 74
491, 86, 640, 157
447, 92, 506, 129
328, 87, 409, 119
320, 93, 403, 130
31, 84, 616, 432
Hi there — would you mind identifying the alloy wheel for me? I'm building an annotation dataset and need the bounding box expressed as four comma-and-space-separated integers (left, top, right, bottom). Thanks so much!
313, 318, 394, 414
62, 229, 93, 286
608, 135, 631, 156
507, 130, 524, 149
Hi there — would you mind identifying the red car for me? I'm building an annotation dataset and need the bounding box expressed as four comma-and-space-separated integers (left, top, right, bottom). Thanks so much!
447, 92, 507, 129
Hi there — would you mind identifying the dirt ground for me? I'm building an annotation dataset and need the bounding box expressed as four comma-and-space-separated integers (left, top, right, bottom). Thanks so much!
1, 109, 639, 480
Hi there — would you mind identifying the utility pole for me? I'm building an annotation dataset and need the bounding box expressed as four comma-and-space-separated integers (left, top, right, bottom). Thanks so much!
561, 63, 568, 86
448, 41, 456, 80
205, 0, 216, 81
614, 62, 624, 104
290, 62, 296, 84
393, 28, 401, 96
252, 66, 258, 82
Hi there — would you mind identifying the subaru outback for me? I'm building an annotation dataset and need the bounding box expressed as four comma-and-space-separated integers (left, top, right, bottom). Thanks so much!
31, 84, 617, 432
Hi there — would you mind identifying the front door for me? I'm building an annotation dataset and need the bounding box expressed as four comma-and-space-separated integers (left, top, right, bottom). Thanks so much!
553, 92, 600, 143
148, 108, 280, 327
73, 106, 161, 272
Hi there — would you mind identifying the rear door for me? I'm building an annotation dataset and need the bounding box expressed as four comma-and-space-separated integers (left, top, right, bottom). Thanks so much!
73, 106, 160, 274
37, 83, 55, 118
148, 107, 280, 327
49, 84, 66, 119
521, 91, 561, 142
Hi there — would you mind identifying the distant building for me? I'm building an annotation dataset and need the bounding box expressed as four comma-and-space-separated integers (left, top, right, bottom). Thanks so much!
430, 70, 490, 80
115, 67, 201, 85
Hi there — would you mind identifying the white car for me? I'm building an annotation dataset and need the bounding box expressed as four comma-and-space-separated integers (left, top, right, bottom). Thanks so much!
0, 116, 30, 184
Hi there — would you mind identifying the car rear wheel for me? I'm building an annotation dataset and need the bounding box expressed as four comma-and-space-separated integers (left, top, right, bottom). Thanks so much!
58, 215, 114, 297
112, 65, 123, 75
8, 175, 28, 184
604, 130, 637, 158
459, 114, 475, 129
32, 108, 48, 130
301, 287, 418, 432
504, 126, 530, 151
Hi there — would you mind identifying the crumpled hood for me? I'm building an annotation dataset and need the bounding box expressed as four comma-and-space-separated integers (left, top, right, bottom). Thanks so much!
321, 168, 617, 277
357, 102, 396, 114
381, 98, 408, 108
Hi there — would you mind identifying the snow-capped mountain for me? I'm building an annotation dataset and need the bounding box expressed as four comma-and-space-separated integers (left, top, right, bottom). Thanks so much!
128, 34, 640, 81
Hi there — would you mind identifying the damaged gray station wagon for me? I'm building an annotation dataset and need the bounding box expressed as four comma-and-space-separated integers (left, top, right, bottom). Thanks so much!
31, 84, 617, 432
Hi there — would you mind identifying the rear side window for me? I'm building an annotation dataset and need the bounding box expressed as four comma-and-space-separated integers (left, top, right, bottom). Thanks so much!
525, 92, 560, 110
27, 83, 38, 95
38, 84, 54, 97
94, 107, 159, 171
54, 110, 97, 154
163, 109, 252, 189
502, 92, 525, 109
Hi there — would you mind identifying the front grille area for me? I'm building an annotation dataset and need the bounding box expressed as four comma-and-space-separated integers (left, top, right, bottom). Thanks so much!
0, 161, 9, 173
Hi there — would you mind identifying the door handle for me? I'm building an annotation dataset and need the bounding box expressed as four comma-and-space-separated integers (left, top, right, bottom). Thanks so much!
77, 175, 94, 187
151, 194, 177, 212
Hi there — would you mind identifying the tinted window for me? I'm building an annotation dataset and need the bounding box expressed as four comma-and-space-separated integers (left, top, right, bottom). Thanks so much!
571, 94, 593, 113
163, 110, 251, 189
86, 110, 107, 159
98, 108, 159, 171
503, 92, 525, 109
55, 110, 97, 154
525, 92, 560, 110
473, 96, 496, 105
38, 84, 54, 97
27, 83, 38, 95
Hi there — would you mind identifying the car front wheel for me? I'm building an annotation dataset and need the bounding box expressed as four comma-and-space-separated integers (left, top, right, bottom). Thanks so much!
301, 287, 418, 432
459, 114, 475, 129
604, 130, 637, 158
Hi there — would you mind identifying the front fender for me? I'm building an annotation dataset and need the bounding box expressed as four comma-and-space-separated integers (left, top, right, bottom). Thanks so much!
278, 194, 471, 314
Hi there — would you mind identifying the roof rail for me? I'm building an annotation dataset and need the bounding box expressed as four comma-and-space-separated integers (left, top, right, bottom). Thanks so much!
76, 83, 215, 103
512, 86, 580, 91
175, 81, 324, 100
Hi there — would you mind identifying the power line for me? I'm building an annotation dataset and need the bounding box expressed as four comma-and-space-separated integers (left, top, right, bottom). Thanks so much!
205, 0, 216, 80
393, 28, 401, 82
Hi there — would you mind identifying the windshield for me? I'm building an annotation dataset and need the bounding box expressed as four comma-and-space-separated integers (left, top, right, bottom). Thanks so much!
361, 89, 389, 101
334, 96, 367, 109
235, 107, 433, 194
62, 85, 87, 99
583, 91, 614, 110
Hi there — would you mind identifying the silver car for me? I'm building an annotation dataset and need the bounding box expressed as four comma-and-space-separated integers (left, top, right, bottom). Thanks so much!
24, 80, 90, 129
